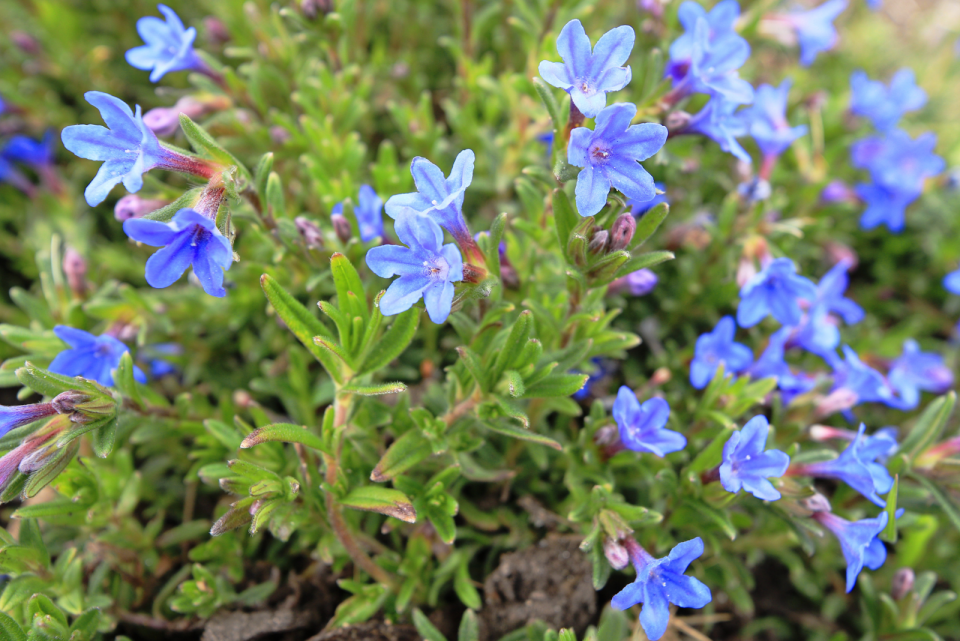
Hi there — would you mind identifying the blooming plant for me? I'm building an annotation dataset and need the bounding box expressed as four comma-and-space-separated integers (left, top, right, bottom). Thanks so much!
1, 2, 960, 641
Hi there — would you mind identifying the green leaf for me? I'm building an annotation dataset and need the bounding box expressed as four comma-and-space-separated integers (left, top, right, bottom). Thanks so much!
15, 362, 97, 398
143, 188, 204, 222
479, 420, 561, 450
456, 346, 488, 393
357, 307, 419, 376
532, 77, 563, 133
340, 486, 417, 523
454, 562, 482, 610
240, 423, 327, 452
178, 114, 248, 176
91, 416, 118, 458
260, 274, 342, 384
490, 310, 532, 386
486, 212, 507, 280
909, 473, 960, 533
497, 370, 526, 398
371, 430, 434, 482
688, 428, 733, 473
881, 475, 899, 543
253, 152, 274, 199
113, 352, 144, 408
902, 392, 955, 461
313, 336, 354, 369
0, 611, 26, 641
265, 171, 286, 218
341, 382, 408, 396
331, 253, 369, 324
412, 609, 448, 641
630, 202, 669, 250
586, 250, 630, 286
522, 374, 588, 398
553, 190, 578, 257
68, 609, 101, 640
613, 250, 675, 280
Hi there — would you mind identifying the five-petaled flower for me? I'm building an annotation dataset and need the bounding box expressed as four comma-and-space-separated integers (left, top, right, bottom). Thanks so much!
735, 80, 808, 161
49, 326, 147, 388
365, 209, 464, 324
797, 424, 893, 507
126, 4, 208, 82
690, 316, 753, 389
683, 96, 751, 163
333, 184, 384, 243
612, 387, 686, 457
828, 345, 904, 411
538, 19, 634, 118
666, 0, 745, 83
61, 92, 215, 206
719, 415, 790, 500
887, 339, 954, 410
850, 69, 926, 132
611, 538, 712, 641
385, 150, 476, 249
814, 259, 864, 325
811, 510, 888, 592
568, 102, 667, 217
123, 208, 234, 298
737, 258, 818, 328
781, 0, 848, 67
668, 16, 754, 105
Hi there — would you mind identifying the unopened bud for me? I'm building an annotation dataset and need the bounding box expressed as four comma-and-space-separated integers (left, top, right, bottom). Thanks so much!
270, 126, 292, 146
588, 230, 609, 255
204, 16, 231, 45
11, 31, 41, 55
233, 390, 254, 409
609, 214, 636, 252
331, 214, 351, 243
816, 388, 859, 417
820, 180, 857, 204
115, 195, 168, 222
799, 493, 832, 513
62, 247, 87, 297
665, 110, 691, 131
891, 568, 915, 600
50, 390, 91, 415
300, 0, 334, 19
603, 538, 630, 570
143, 96, 207, 137
650, 367, 671, 386
294, 216, 323, 249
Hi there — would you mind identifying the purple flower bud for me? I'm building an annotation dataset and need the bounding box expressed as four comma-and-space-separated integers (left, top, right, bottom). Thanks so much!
637, 0, 665, 19
62, 247, 87, 297
270, 126, 292, 146
799, 492, 833, 513
331, 213, 351, 243
204, 16, 231, 45
609, 214, 636, 252
10, 31, 41, 55
295, 216, 323, 249
588, 230, 609, 255
0, 402, 59, 437
891, 567, 914, 600
143, 96, 207, 137
626, 269, 658, 296
603, 538, 630, 570
300, 0, 334, 19
820, 180, 858, 204
114, 195, 169, 222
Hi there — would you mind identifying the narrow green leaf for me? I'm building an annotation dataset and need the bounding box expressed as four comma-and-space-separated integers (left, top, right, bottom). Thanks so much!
16, 362, 97, 398
371, 430, 434, 482
342, 382, 408, 396
456, 346, 488, 393
253, 152, 274, 198
552, 190, 578, 256
91, 415, 118, 458
903, 392, 955, 461
522, 373, 588, 398
910, 473, 960, 533
0, 611, 27, 641
357, 306, 419, 376
240, 423, 327, 452
340, 486, 417, 523
178, 114, 248, 177
613, 250, 675, 280
498, 370, 526, 398
260, 274, 341, 383
113, 352, 144, 408
490, 310, 532, 385
532, 77, 563, 133
630, 202, 669, 250
882, 475, 899, 543
479, 420, 562, 450
688, 428, 733, 473
413, 609, 448, 641
454, 562, 482, 610
313, 336, 354, 369
265, 171, 286, 218
331, 253, 369, 324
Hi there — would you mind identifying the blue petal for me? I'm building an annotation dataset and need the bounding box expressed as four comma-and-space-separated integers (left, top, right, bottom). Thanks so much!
593, 102, 637, 141
84, 91, 139, 139
143, 230, 195, 289
690, 358, 715, 390
605, 156, 656, 202
539, 60, 573, 89
663, 572, 712, 609
740, 477, 781, 501
422, 280, 455, 324
124, 218, 179, 247
366, 245, 424, 278
567, 127, 592, 168
589, 25, 635, 76
53, 325, 97, 348
638, 582, 670, 641
737, 290, 768, 328
61, 124, 131, 161
394, 210, 443, 254
616, 123, 669, 162
574, 166, 610, 217
555, 20, 592, 79
380, 274, 431, 316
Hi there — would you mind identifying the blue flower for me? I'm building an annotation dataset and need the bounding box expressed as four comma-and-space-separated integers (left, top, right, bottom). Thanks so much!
568, 102, 667, 217
812, 510, 888, 592
671, 17, 754, 104
801, 424, 893, 506
684, 97, 751, 163
666, 0, 744, 82
623, 269, 659, 296
1, 402, 59, 438
719, 415, 790, 501
61, 92, 193, 207
141, 343, 183, 378
747, 328, 816, 402
850, 69, 926, 132
332, 184, 384, 242
628, 183, 668, 216
690, 316, 753, 389
536, 131, 555, 162
125, 4, 206, 82
572, 358, 608, 401
538, 20, 634, 118
735, 80, 807, 159
829, 345, 902, 410
1, 132, 55, 167
385, 150, 475, 245
365, 209, 464, 324
815, 259, 864, 325
865, 0, 881, 8
737, 258, 818, 328
49, 326, 146, 387
791, 304, 840, 358
612, 387, 686, 457
944, 266, 960, 295
887, 339, 954, 410
611, 538, 712, 641
854, 182, 914, 233
784, 0, 848, 67
123, 208, 234, 298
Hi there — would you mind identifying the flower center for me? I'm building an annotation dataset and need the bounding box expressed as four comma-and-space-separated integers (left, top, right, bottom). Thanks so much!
423, 256, 450, 281
590, 143, 612, 164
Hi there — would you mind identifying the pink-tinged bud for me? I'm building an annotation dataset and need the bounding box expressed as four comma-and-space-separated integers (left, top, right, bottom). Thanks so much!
820, 180, 858, 205
603, 538, 630, 570
50, 390, 91, 415
0, 417, 65, 490
799, 493, 832, 513
609, 214, 636, 252
737, 255, 758, 288
62, 247, 87, 297
144, 96, 225, 137
300, 0, 334, 19
115, 195, 168, 222
637, 0, 665, 18
295, 216, 323, 249
594, 424, 620, 447
10, 31, 41, 55
588, 230, 609, 255
0, 402, 58, 435
825, 242, 859, 270
889, 568, 914, 600
204, 17, 231, 45
270, 126, 292, 146
809, 424, 855, 442
816, 388, 859, 417
142, 107, 182, 137
650, 367, 671, 386
665, 110, 691, 132
233, 390, 254, 409
331, 214, 351, 243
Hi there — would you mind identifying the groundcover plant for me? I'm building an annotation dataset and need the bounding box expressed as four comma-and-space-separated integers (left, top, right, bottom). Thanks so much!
1, 0, 960, 639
